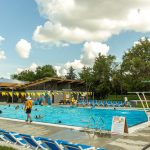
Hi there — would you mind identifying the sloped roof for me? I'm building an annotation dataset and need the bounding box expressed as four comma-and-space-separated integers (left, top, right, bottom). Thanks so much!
0, 77, 84, 89
0, 78, 26, 88
18, 77, 84, 89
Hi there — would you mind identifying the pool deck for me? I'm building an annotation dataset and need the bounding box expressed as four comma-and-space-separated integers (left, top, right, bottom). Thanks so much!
0, 118, 150, 150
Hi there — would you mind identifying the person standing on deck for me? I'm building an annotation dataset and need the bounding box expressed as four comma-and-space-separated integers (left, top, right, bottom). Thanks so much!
124, 96, 128, 107
24, 96, 33, 124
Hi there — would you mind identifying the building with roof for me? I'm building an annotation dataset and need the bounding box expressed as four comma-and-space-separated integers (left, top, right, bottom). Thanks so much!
0, 78, 26, 89
0, 78, 26, 102
0, 77, 86, 103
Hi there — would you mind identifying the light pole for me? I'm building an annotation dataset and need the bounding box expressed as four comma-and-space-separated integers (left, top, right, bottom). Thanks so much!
10, 87, 14, 103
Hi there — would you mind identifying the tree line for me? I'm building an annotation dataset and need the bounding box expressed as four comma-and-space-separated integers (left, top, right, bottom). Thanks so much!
11, 38, 150, 98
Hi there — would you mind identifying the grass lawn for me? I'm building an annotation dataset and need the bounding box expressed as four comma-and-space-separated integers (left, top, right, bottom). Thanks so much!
0, 146, 16, 150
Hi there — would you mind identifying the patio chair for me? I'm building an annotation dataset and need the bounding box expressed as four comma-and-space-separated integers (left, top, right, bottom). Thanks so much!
38, 136, 70, 145
89, 100, 94, 106
112, 101, 118, 107
0, 130, 10, 143
93, 100, 99, 106
84, 99, 89, 105
42, 139, 64, 150
56, 139, 71, 145
20, 133, 47, 150
98, 100, 103, 106
103, 101, 107, 107
0, 131, 28, 147
0, 134, 7, 142
77, 100, 85, 106
9, 132, 29, 147
61, 142, 95, 150
107, 101, 113, 107
117, 101, 124, 107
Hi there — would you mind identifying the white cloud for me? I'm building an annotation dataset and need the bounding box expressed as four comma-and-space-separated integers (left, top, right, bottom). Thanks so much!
54, 65, 68, 76
16, 63, 38, 74
0, 36, 5, 44
55, 41, 109, 76
81, 42, 109, 65
0, 50, 6, 60
33, 0, 150, 44
133, 37, 150, 47
0, 72, 11, 79
133, 41, 140, 47
29, 63, 38, 72
64, 59, 84, 70
16, 39, 32, 59
16, 68, 24, 74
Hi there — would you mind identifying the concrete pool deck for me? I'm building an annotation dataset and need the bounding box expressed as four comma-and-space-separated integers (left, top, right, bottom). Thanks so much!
0, 119, 150, 150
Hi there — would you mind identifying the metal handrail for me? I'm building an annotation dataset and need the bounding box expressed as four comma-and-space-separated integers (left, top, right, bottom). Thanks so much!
96, 115, 105, 131
129, 92, 150, 124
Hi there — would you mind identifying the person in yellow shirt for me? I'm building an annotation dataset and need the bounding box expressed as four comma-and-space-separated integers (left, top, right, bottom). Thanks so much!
24, 96, 33, 124
71, 96, 75, 105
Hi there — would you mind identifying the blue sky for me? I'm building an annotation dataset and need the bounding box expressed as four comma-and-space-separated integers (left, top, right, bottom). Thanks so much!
0, 0, 150, 78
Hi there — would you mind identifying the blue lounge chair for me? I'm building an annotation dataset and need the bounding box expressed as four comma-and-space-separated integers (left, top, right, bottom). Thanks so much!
103, 101, 107, 107
98, 100, 103, 106
78, 100, 85, 106
38, 136, 70, 145
107, 101, 113, 107
0, 129, 7, 142
89, 100, 93, 106
96, 148, 106, 150
0, 134, 7, 142
56, 139, 71, 145
117, 101, 123, 107
20, 133, 47, 150
61, 143, 95, 150
93, 100, 98, 106
42, 139, 64, 150
84, 100, 89, 105
112, 101, 118, 107
9, 132, 29, 146
0, 131, 28, 147
0, 130, 18, 144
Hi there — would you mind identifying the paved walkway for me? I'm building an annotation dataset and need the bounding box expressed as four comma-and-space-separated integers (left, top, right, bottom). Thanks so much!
0, 119, 150, 150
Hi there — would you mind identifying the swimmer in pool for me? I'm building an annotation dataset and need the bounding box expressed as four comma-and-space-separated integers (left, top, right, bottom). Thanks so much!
15, 105, 19, 110
35, 115, 43, 119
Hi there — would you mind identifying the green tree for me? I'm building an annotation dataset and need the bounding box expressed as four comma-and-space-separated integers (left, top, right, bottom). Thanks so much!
121, 38, 150, 91
11, 70, 35, 81
111, 63, 125, 96
35, 65, 57, 80
11, 65, 57, 81
79, 66, 93, 92
65, 66, 76, 79
93, 54, 116, 98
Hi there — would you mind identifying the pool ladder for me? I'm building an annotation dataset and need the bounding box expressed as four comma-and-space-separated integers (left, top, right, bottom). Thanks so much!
85, 115, 105, 145
87, 116, 105, 131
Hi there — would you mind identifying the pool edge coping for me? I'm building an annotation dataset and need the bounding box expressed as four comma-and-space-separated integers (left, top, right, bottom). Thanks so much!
0, 116, 149, 135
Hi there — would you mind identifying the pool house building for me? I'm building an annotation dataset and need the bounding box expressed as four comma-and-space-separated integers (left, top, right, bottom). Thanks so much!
0, 77, 86, 103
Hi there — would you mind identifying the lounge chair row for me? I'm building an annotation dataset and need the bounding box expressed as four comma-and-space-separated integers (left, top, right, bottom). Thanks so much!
78, 100, 124, 107
0, 129, 106, 150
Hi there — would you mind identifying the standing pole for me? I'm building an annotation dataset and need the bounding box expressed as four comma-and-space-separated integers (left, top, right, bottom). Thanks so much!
12, 88, 14, 103
93, 92, 94, 100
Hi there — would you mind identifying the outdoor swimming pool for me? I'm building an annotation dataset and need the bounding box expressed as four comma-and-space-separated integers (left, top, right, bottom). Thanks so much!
0, 105, 148, 130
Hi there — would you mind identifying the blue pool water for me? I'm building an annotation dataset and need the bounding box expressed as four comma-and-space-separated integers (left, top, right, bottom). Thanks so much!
0, 105, 148, 130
